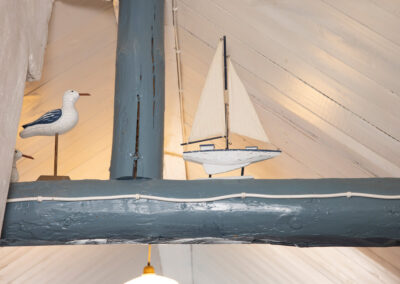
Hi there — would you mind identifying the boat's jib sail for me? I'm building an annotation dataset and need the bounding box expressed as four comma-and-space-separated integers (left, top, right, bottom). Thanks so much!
188, 40, 226, 142
228, 59, 270, 143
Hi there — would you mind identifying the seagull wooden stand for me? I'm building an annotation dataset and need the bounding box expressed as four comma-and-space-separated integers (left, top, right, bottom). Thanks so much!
37, 133, 70, 181
19, 90, 90, 181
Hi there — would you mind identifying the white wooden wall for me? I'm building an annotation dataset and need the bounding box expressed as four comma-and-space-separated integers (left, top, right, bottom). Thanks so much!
0, 0, 53, 236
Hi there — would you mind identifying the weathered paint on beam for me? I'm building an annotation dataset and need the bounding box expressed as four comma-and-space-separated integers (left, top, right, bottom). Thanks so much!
2, 178, 400, 247
110, 0, 165, 179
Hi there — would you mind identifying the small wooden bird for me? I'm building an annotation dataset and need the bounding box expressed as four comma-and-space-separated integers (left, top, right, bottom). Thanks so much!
19, 90, 90, 180
10, 150, 34, 183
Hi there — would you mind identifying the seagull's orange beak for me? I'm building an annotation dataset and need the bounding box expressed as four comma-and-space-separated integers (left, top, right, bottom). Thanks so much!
79, 93, 91, 96
22, 154, 34, 160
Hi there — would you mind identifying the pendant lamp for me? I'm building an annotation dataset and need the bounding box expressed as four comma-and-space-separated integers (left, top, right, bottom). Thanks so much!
124, 245, 179, 284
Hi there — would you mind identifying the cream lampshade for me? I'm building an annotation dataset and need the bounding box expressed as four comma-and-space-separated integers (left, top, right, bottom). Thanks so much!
125, 273, 179, 284
124, 245, 179, 284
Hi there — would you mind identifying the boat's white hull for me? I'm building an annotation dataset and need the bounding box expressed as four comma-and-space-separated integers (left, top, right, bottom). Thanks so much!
183, 149, 281, 175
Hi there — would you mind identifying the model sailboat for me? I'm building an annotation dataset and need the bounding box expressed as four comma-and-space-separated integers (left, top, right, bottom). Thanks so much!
183, 36, 281, 176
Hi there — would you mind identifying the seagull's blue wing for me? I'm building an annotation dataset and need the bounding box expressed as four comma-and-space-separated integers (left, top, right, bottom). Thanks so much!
22, 109, 62, 129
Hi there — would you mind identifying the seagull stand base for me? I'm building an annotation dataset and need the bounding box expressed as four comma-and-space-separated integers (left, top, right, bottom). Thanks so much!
37, 175, 70, 181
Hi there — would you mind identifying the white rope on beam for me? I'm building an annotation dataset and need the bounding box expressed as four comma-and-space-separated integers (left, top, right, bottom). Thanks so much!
7, 191, 400, 203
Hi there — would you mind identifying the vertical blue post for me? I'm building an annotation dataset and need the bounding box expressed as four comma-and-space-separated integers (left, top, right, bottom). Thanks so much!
110, 0, 165, 179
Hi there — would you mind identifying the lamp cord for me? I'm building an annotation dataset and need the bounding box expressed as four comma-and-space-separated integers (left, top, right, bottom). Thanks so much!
147, 244, 151, 266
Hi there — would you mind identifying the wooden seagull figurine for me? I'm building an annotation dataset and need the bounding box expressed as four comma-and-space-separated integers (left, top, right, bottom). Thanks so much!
10, 150, 34, 183
19, 90, 90, 180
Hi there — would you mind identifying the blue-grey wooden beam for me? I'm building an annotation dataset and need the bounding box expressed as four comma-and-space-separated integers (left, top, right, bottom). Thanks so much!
110, 0, 165, 179
1, 178, 400, 247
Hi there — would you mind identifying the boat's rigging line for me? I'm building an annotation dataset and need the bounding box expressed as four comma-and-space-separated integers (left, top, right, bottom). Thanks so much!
172, 0, 189, 180
172, 0, 186, 146
180, 136, 225, 146
223, 35, 230, 150
7, 192, 400, 203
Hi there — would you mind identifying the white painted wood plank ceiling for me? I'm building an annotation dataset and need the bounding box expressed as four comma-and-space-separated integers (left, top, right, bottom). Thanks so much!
1, 0, 399, 283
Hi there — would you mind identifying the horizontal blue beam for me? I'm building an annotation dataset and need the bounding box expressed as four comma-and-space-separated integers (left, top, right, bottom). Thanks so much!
1, 178, 400, 246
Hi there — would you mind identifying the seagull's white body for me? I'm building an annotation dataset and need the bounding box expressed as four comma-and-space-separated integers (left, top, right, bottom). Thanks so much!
20, 90, 82, 138
10, 150, 34, 182
10, 151, 23, 183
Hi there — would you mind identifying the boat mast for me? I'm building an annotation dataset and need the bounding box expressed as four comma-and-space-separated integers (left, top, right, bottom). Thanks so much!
223, 35, 229, 150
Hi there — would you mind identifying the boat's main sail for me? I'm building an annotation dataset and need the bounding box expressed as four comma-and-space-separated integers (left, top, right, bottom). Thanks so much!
228, 59, 270, 143
188, 40, 269, 144
188, 41, 226, 142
